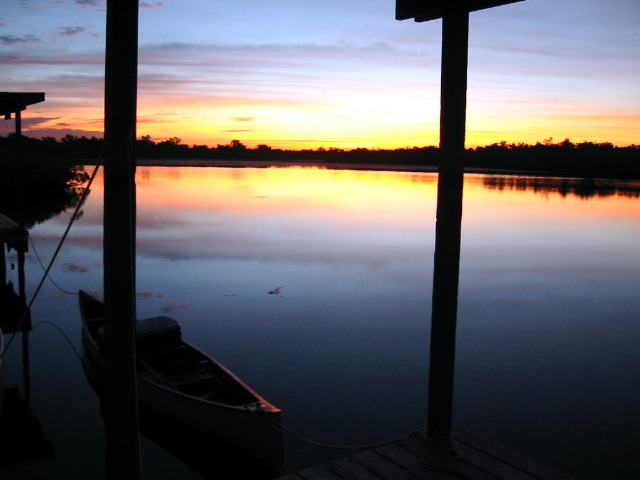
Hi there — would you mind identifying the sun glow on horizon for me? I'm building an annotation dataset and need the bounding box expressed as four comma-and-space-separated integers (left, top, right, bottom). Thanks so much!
2, 1, 638, 149
6, 94, 638, 150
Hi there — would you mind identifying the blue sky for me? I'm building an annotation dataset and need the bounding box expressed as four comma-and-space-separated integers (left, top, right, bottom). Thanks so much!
1, 0, 638, 148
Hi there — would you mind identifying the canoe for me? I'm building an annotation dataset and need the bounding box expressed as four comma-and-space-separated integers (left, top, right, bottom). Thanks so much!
78, 290, 283, 467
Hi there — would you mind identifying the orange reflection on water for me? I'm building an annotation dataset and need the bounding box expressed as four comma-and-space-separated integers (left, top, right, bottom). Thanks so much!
87, 167, 639, 230
135, 166, 440, 224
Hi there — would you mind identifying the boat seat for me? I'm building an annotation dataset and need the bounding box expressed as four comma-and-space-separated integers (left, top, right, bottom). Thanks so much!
98, 316, 182, 353
136, 316, 182, 353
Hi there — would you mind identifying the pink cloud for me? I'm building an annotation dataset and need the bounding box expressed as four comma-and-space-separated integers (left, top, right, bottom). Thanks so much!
75, 0, 102, 8
140, 2, 165, 9
59, 26, 89, 37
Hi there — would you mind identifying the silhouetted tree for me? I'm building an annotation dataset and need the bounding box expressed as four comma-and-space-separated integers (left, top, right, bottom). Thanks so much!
1, 134, 638, 178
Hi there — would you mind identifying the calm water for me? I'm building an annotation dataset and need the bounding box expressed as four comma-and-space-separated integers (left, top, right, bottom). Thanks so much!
1, 166, 639, 479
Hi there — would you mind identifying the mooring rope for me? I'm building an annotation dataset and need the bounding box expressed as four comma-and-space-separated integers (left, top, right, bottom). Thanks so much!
1, 155, 103, 358
242, 404, 475, 479
30, 320, 82, 361
242, 403, 414, 451
29, 233, 76, 295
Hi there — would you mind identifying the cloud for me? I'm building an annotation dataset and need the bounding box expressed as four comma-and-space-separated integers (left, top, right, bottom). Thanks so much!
75, 0, 164, 9
0, 117, 58, 134
232, 117, 256, 122
138, 40, 408, 69
75, 0, 103, 8
0, 117, 104, 140
18, 0, 42, 12
59, 26, 89, 37
20, 128, 104, 140
140, 2, 165, 9
1, 49, 105, 66
0, 34, 40, 45
0, 54, 27, 64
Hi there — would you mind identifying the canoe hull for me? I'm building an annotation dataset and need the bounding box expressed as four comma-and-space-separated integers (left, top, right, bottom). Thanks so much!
78, 291, 283, 467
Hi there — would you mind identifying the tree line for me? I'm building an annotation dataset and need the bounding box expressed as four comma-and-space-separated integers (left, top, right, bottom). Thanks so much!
1, 134, 638, 179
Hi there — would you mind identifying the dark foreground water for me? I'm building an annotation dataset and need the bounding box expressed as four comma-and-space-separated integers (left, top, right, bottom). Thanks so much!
1, 166, 639, 479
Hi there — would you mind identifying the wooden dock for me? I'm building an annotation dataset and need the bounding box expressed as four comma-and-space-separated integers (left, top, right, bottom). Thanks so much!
279, 430, 574, 480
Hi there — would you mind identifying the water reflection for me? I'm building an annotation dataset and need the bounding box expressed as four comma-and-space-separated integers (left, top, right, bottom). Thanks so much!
0, 248, 55, 468
138, 410, 280, 480
0, 386, 55, 466
483, 175, 640, 199
0, 175, 87, 231
1, 166, 639, 480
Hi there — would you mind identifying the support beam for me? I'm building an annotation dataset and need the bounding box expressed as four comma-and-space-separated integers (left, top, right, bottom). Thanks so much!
427, 8, 469, 441
103, 0, 141, 478
396, 0, 524, 22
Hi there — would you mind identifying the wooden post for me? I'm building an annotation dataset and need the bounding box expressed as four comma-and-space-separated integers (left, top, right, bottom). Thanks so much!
14, 110, 24, 226
427, 9, 469, 441
0, 243, 5, 286
103, 0, 141, 478
395, 0, 525, 443
14, 109, 22, 158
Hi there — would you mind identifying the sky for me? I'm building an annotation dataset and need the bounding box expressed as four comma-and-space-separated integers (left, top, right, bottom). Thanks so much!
1, 0, 639, 149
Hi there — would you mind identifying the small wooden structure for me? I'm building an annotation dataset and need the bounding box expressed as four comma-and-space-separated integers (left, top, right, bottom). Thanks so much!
0, 93, 37, 334
0, 92, 45, 120
1, 91, 45, 215
0, 92, 45, 163
0, 91, 46, 201
279, 430, 574, 480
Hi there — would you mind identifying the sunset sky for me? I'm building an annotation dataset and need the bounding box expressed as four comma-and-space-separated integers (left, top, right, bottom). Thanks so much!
1, 0, 638, 149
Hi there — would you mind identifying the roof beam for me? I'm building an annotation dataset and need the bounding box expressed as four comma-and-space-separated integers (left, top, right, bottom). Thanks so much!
396, 0, 524, 22
0, 92, 45, 119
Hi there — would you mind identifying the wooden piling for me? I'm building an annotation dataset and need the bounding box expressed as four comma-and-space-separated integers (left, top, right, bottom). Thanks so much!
427, 8, 470, 441
103, 0, 142, 478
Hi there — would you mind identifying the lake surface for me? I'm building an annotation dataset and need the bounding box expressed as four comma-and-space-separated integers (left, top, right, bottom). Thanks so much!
1, 165, 639, 479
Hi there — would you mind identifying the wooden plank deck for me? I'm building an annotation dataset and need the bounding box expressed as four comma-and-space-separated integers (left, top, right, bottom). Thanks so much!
279, 430, 574, 480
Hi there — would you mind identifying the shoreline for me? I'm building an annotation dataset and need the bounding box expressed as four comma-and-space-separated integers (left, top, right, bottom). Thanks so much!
130, 158, 638, 181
